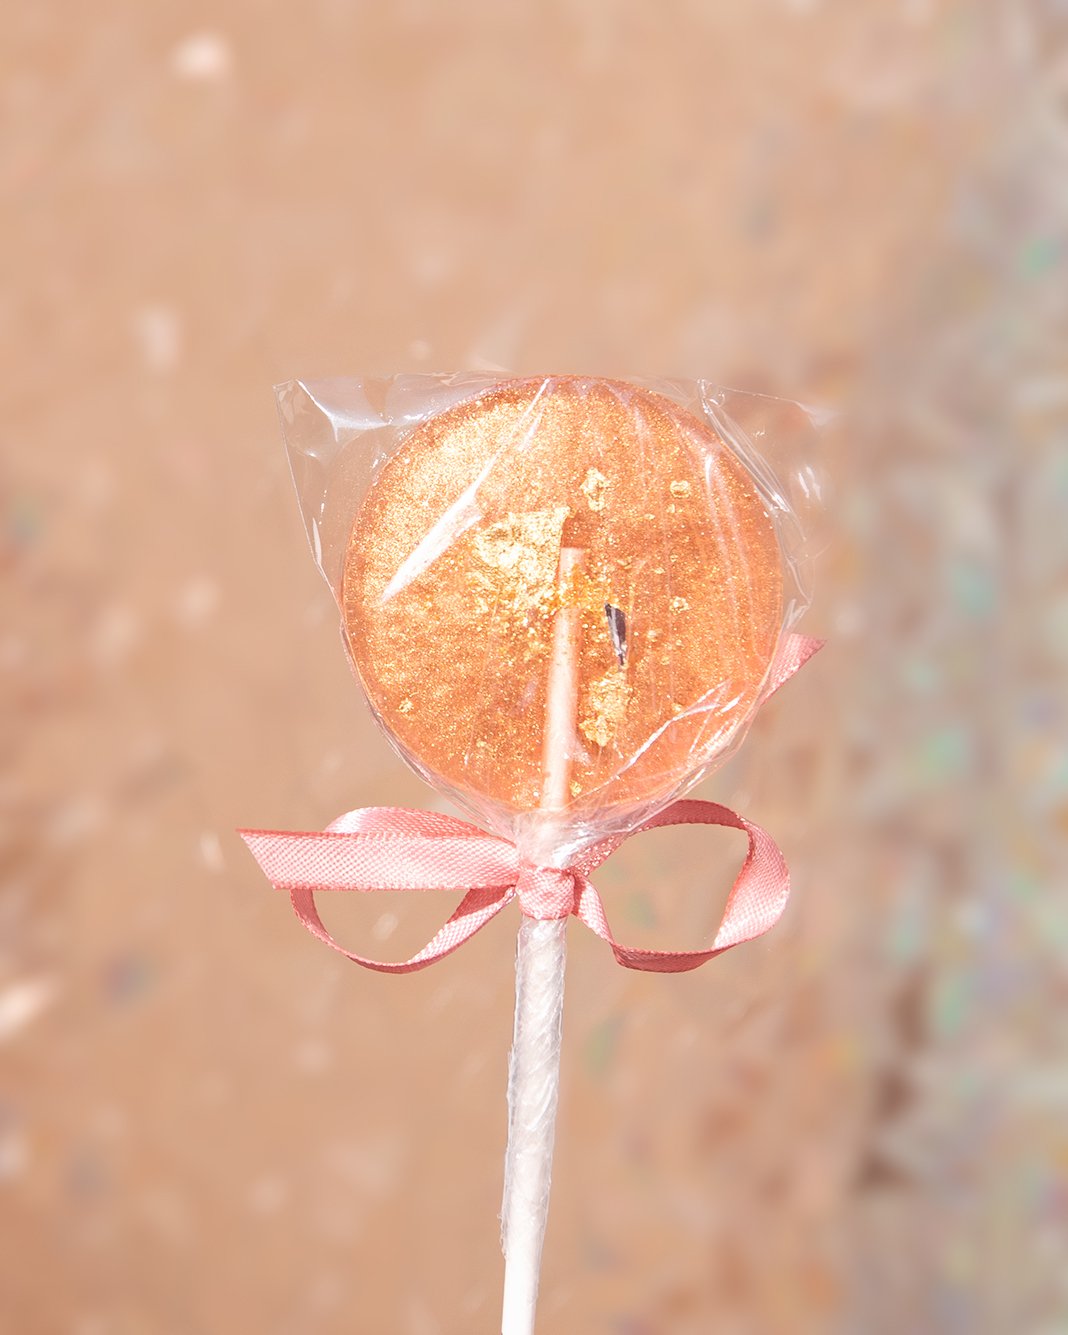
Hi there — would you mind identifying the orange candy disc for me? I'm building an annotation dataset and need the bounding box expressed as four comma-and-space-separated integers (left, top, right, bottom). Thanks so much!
342, 377, 783, 828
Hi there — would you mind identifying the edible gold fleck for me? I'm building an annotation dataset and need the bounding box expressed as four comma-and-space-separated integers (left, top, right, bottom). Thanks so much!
579, 664, 632, 748
580, 468, 609, 511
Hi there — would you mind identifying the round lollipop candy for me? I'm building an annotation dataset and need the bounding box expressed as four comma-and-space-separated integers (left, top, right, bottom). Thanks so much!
342, 376, 783, 859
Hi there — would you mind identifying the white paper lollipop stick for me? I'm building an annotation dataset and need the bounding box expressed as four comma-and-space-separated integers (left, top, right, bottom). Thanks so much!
500, 547, 583, 1335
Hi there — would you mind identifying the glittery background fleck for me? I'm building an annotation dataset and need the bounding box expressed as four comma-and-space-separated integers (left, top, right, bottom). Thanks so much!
342, 378, 782, 835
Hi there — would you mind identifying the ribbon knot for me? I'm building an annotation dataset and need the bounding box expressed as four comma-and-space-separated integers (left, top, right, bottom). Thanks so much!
515, 865, 577, 920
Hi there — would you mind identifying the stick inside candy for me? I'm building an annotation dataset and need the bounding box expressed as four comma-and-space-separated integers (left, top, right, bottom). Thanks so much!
539, 548, 585, 815
501, 546, 584, 1335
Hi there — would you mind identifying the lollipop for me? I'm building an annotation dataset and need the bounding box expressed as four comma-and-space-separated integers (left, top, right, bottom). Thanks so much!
240, 374, 821, 1335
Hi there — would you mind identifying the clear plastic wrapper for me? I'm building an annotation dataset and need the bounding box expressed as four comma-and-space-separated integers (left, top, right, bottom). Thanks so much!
276, 374, 821, 864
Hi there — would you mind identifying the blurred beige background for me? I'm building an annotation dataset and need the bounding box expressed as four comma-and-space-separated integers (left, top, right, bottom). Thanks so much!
3, 3, 1063, 1333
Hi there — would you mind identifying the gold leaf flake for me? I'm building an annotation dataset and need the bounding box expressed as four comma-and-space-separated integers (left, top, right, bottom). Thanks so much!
580, 468, 609, 512
472, 508, 569, 615
579, 665, 632, 748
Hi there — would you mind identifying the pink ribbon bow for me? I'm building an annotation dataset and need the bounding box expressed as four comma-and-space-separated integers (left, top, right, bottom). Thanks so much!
239, 634, 821, 975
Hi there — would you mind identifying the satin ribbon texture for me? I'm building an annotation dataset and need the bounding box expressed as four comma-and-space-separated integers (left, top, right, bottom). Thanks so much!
239, 633, 822, 975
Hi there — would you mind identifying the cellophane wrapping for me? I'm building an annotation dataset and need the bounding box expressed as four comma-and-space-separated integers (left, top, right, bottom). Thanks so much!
275, 374, 821, 864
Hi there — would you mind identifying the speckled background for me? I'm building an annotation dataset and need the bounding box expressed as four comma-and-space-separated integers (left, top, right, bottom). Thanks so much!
3, 3, 1063, 1333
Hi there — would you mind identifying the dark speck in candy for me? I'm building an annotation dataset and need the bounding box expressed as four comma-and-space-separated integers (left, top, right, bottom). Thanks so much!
605, 603, 627, 666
